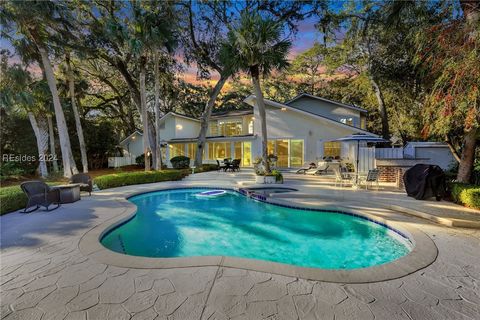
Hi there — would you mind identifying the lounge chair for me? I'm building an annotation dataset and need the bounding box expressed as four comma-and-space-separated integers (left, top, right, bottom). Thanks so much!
70, 173, 93, 195
334, 168, 353, 187
304, 161, 330, 175
358, 169, 380, 190
296, 162, 316, 174
20, 181, 61, 213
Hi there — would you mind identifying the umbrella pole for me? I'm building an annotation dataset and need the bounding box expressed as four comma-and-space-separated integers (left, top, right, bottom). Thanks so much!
356, 141, 360, 184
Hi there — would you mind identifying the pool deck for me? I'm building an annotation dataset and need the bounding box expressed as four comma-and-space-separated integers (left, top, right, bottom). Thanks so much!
1, 171, 480, 320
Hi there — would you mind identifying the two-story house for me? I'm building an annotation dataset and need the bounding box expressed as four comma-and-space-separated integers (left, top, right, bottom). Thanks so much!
114, 93, 377, 168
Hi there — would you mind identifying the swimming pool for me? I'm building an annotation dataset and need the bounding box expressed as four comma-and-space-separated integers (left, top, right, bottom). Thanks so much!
101, 188, 412, 269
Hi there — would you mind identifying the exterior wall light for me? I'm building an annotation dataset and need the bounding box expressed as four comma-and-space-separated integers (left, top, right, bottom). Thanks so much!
281, 107, 287, 111
176, 124, 183, 130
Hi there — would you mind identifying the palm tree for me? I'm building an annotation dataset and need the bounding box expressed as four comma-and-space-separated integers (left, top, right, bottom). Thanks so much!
224, 12, 291, 173
1, 1, 79, 177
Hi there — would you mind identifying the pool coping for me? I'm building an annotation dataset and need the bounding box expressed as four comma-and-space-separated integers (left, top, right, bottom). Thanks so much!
79, 186, 438, 283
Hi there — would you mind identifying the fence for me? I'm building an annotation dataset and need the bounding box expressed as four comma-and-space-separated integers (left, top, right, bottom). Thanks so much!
358, 147, 375, 172
108, 156, 136, 168
375, 147, 404, 159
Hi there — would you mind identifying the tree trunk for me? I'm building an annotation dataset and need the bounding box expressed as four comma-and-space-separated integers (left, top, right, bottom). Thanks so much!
250, 70, 270, 173
154, 52, 163, 170
28, 113, 48, 178
457, 129, 478, 183
66, 53, 88, 173
139, 55, 151, 171
194, 75, 229, 167
37, 43, 78, 178
47, 114, 59, 172
369, 77, 390, 140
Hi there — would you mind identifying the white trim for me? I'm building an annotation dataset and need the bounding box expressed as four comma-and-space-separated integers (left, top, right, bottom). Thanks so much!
159, 112, 200, 123
286, 93, 368, 113
119, 130, 143, 145
244, 95, 378, 137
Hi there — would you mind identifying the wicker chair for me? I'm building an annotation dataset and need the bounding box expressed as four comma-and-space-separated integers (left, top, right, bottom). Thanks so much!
20, 181, 61, 213
70, 173, 93, 195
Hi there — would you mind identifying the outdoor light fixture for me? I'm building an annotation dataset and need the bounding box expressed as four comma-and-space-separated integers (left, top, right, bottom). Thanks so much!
251, 117, 255, 120
131, 135, 136, 140
176, 124, 183, 130
281, 107, 287, 111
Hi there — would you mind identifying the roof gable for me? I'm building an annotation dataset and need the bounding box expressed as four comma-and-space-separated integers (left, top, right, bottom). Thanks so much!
286, 93, 368, 113
244, 95, 377, 136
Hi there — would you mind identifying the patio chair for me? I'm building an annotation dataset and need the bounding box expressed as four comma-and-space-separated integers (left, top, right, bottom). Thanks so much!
216, 160, 227, 171
70, 173, 93, 195
305, 161, 330, 175
334, 168, 353, 187
296, 162, 316, 174
228, 159, 241, 172
358, 169, 380, 190
20, 181, 61, 213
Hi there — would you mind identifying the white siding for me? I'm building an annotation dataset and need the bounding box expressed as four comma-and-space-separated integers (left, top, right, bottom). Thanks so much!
415, 147, 457, 170
288, 96, 362, 128
253, 104, 361, 164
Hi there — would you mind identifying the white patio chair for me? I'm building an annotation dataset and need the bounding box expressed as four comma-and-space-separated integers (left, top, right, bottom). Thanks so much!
334, 168, 353, 187
358, 169, 380, 190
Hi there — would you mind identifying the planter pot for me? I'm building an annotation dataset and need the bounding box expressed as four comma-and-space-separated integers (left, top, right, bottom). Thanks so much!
255, 175, 277, 184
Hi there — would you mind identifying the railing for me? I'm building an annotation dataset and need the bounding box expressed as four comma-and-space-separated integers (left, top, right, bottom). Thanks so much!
375, 147, 404, 159
108, 156, 136, 168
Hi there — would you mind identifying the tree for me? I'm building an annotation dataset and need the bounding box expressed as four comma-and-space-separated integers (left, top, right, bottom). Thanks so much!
290, 43, 327, 95
416, 0, 480, 182
225, 12, 291, 173
65, 52, 88, 172
1, 1, 79, 177
0, 56, 49, 177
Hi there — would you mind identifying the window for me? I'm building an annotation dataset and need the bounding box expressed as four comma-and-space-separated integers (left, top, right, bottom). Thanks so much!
267, 139, 304, 167
360, 116, 366, 129
248, 119, 254, 134
169, 144, 185, 158
187, 143, 196, 159
324, 141, 341, 158
207, 142, 231, 160
210, 122, 219, 136
290, 140, 304, 167
340, 118, 354, 126
218, 120, 242, 136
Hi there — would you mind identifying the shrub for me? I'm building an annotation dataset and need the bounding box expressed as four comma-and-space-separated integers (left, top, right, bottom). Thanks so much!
135, 153, 152, 168
0, 186, 26, 215
93, 170, 189, 190
0, 182, 61, 215
170, 156, 190, 169
271, 169, 283, 183
450, 183, 480, 209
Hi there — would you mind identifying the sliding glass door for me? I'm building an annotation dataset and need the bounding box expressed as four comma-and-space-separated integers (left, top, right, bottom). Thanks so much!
266, 139, 304, 167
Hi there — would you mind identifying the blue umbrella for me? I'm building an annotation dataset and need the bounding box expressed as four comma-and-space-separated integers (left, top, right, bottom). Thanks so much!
333, 133, 388, 184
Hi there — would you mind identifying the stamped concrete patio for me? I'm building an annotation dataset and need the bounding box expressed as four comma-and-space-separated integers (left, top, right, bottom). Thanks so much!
1, 170, 480, 320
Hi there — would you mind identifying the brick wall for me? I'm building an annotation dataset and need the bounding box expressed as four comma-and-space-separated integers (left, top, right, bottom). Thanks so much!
376, 158, 430, 189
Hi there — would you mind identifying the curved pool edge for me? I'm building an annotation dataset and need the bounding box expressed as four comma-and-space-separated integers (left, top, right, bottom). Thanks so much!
79, 186, 438, 283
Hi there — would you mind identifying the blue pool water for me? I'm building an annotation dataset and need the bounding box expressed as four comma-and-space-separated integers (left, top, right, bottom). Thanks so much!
101, 189, 411, 269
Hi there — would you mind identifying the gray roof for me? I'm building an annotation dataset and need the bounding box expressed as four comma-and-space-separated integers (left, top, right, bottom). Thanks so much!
286, 93, 368, 113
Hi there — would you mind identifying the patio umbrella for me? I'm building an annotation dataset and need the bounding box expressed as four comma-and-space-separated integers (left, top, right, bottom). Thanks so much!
332, 133, 388, 184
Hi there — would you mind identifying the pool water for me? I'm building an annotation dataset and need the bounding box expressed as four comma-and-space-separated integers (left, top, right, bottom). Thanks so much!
101, 189, 411, 269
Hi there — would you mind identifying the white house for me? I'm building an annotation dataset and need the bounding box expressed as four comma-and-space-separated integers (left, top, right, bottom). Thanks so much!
112, 93, 378, 168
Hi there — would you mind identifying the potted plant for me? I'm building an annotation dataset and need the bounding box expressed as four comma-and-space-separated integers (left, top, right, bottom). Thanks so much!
253, 157, 282, 184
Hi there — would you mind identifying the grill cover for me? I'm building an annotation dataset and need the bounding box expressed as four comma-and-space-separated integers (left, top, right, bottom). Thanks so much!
403, 164, 446, 201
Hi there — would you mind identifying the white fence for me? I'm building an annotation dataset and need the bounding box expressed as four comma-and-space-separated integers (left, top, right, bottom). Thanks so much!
375, 147, 404, 159
358, 147, 375, 172
108, 156, 136, 168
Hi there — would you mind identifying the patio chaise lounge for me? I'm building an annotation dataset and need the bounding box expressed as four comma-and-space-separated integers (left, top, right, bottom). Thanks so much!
70, 173, 93, 195
20, 181, 61, 213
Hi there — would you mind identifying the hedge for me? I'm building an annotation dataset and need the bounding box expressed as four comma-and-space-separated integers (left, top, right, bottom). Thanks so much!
93, 170, 189, 190
450, 183, 480, 210
170, 156, 190, 169
0, 186, 26, 215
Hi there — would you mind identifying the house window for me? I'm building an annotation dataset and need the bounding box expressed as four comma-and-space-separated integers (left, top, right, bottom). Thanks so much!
340, 118, 354, 126
207, 142, 231, 160
248, 119, 254, 134
169, 143, 185, 158
290, 140, 304, 167
324, 141, 341, 158
210, 122, 219, 136
266, 139, 304, 167
218, 120, 242, 136
187, 143, 196, 159
360, 117, 366, 129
